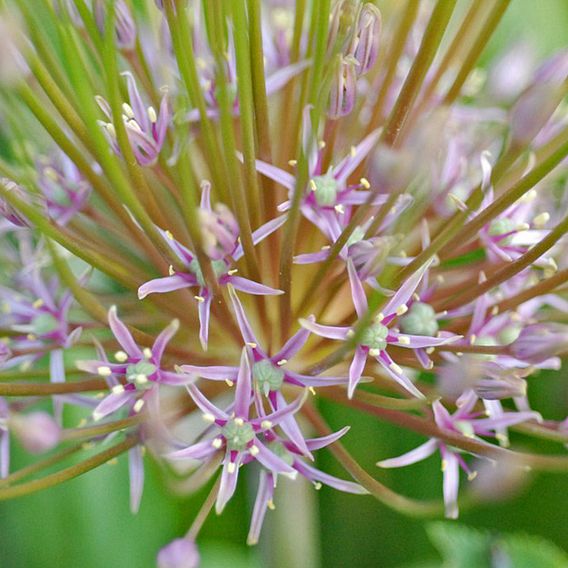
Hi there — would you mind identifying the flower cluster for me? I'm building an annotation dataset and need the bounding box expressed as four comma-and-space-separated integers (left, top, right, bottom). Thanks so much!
0, 1, 567, 566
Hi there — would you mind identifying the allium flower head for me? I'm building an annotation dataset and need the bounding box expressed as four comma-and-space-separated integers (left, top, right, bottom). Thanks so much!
0, 1, 566, 564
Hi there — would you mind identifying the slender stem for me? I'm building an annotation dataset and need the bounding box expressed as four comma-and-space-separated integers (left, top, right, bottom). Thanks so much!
0, 379, 107, 396
0, 437, 138, 500
186, 476, 221, 540
380, 0, 457, 148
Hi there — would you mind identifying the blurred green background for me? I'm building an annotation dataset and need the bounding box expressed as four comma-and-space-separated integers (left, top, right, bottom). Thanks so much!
1, 1, 568, 566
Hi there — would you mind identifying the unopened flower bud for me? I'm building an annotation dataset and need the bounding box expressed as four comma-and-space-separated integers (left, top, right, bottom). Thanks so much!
94, 0, 137, 51
510, 83, 566, 144
328, 0, 358, 53
157, 538, 199, 568
510, 49, 568, 144
198, 203, 239, 260
473, 375, 527, 400
349, 4, 381, 76
349, 236, 397, 280
10, 411, 61, 454
509, 323, 568, 365
328, 56, 357, 119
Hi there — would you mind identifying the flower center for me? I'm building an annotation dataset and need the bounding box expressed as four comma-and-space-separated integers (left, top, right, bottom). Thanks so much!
488, 218, 515, 244
311, 173, 338, 207
126, 361, 157, 388
359, 323, 389, 351
32, 313, 60, 335
253, 359, 285, 394
188, 259, 227, 287
222, 419, 255, 452
398, 302, 439, 337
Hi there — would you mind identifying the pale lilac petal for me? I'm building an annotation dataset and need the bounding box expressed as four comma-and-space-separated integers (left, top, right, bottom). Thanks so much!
49, 348, 65, 384
305, 426, 350, 451
348, 346, 367, 398
247, 471, 275, 545
262, 390, 308, 426
376, 353, 425, 399
228, 286, 260, 346
152, 319, 179, 362
347, 258, 368, 318
0, 430, 9, 478
473, 411, 540, 433
198, 292, 212, 350
285, 370, 349, 388
254, 441, 297, 476
395, 333, 461, 349
93, 390, 133, 421
216, 456, 241, 513
382, 260, 433, 317
339, 192, 388, 206
294, 460, 367, 494
274, 391, 311, 458
122, 72, 149, 132
138, 275, 192, 300
293, 250, 330, 264
227, 276, 284, 296
178, 365, 238, 381
158, 370, 196, 386
108, 306, 143, 358
299, 318, 350, 340
128, 445, 144, 514
233, 215, 287, 261
442, 452, 460, 519
235, 348, 252, 418
432, 400, 455, 430
254, 159, 295, 190
186, 385, 229, 422
377, 439, 437, 468
273, 319, 313, 361
334, 129, 381, 184
265, 60, 310, 94
167, 440, 219, 461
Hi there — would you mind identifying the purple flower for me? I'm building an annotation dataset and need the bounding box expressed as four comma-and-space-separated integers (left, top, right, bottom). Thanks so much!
254, 109, 386, 237
94, 0, 137, 51
377, 391, 540, 518
301, 259, 460, 398
96, 72, 170, 166
157, 538, 199, 568
179, 286, 348, 455
169, 348, 308, 513
77, 306, 190, 422
37, 152, 92, 226
10, 411, 61, 454
138, 184, 285, 349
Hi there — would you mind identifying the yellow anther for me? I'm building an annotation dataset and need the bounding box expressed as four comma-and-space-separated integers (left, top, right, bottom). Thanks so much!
133, 399, 145, 413
32, 299, 44, 309
212, 438, 223, 449
396, 304, 408, 316
168, 265, 176, 276
111, 384, 125, 394
288, 159, 297, 166
147, 106, 157, 123
114, 351, 128, 362
397, 335, 410, 345
202, 413, 215, 423
165, 230, 174, 240
246, 342, 257, 348
225, 379, 234, 387
261, 420, 273, 429
227, 462, 237, 474
143, 347, 152, 359
389, 362, 402, 374
360, 177, 370, 189
533, 212, 550, 228
98, 366, 112, 377
309, 179, 317, 192
122, 102, 135, 119
234, 417, 245, 426
276, 359, 287, 366
194, 295, 205, 303
249, 445, 259, 456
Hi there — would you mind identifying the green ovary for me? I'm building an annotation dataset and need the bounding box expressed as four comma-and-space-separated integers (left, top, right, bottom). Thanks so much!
188, 259, 227, 286
267, 441, 295, 466
398, 302, 439, 336
222, 420, 255, 452
253, 359, 285, 393
359, 323, 389, 351
311, 173, 338, 207
32, 313, 60, 335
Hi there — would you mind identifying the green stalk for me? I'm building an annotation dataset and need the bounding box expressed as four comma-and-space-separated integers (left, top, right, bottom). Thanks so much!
0, 437, 138, 500
381, 0, 457, 147
231, 0, 263, 228
443, 0, 511, 104
163, 0, 227, 199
